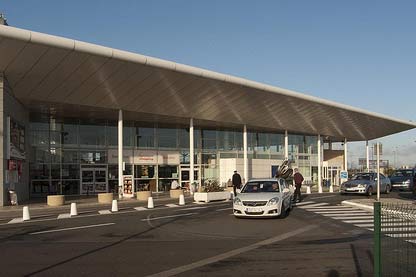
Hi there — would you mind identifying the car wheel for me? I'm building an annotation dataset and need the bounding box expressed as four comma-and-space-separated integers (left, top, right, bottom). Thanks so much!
278, 204, 287, 219
288, 200, 293, 211
385, 185, 390, 194
367, 186, 373, 197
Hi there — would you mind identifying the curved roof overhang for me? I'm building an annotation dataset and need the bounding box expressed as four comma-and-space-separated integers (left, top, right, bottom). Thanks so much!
0, 25, 415, 141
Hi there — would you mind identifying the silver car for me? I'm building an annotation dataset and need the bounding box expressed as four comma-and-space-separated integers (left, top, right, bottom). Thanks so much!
233, 178, 293, 218
340, 172, 391, 196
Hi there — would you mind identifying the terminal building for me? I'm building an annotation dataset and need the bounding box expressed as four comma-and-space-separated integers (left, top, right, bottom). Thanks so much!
0, 24, 415, 206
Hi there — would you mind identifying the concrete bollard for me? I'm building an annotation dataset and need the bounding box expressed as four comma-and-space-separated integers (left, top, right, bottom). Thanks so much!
318, 185, 323, 193
111, 199, 118, 212
70, 203, 78, 217
147, 196, 154, 209
179, 194, 185, 206
23, 206, 30, 221
329, 185, 334, 193
306, 186, 311, 194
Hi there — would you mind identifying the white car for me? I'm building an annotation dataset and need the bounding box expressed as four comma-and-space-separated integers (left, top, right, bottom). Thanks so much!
233, 178, 293, 218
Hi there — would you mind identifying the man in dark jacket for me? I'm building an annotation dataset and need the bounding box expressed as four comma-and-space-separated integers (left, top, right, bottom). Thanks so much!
232, 170, 242, 196
293, 168, 304, 203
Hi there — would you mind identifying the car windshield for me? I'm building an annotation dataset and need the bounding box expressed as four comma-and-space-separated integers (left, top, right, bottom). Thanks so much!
351, 173, 373, 180
391, 170, 413, 177
241, 181, 279, 193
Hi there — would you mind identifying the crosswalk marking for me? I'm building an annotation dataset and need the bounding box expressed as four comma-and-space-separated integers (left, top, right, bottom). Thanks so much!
8, 218, 23, 224
321, 213, 373, 218
307, 208, 363, 212
314, 211, 371, 215
57, 214, 71, 219
165, 204, 178, 207
134, 207, 147, 211
298, 203, 329, 208
293, 201, 315, 206
332, 216, 374, 220
98, 210, 111, 214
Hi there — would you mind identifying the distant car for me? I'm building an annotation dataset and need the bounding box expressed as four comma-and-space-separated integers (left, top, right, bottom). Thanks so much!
389, 168, 416, 192
340, 172, 391, 196
233, 178, 293, 218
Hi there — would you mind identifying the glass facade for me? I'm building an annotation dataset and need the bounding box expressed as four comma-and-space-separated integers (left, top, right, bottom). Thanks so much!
28, 113, 319, 197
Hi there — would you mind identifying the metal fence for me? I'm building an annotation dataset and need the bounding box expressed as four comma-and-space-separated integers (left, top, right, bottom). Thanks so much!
374, 202, 416, 276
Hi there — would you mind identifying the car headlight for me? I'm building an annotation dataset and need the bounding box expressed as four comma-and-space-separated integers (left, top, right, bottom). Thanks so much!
234, 197, 242, 206
404, 180, 411, 185
357, 184, 366, 188
267, 197, 280, 206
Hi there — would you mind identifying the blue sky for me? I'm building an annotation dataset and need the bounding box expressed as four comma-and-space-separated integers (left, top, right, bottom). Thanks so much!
2, 0, 416, 167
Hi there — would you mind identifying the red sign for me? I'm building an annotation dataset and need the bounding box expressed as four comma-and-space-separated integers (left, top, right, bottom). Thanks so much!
8, 160, 17, 171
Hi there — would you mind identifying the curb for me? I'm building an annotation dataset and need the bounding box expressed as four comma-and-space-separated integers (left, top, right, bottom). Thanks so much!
341, 200, 374, 212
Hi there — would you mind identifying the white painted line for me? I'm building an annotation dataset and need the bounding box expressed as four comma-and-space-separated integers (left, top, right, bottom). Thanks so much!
144, 224, 318, 277
165, 204, 178, 208
307, 207, 363, 211
30, 223, 116, 235
320, 213, 373, 217
179, 207, 208, 211
332, 216, 374, 220
298, 203, 329, 209
354, 223, 374, 228
217, 207, 232, 211
141, 213, 197, 221
308, 195, 337, 200
341, 200, 374, 212
313, 210, 371, 214
57, 214, 71, 219
387, 233, 416, 238
293, 201, 315, 206
98, 210, 111, 214
406, 240, 416, 244
134, 207, 147, 211
382, 227, 416, 232
8, 218, 23, 224
343, 219, 374, 223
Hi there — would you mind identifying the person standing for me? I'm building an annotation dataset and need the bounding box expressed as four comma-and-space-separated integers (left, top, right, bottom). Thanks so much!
232, 170, 242, 196
293, 168, 304, 203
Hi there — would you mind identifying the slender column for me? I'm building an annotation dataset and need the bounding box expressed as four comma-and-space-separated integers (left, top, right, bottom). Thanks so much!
318, 134, 322, 193
243, 125, 248, 183
118, 110, 123, 199
190, 118, 194, 186
284, 130, 289, 160
344, 138, 348, 171
376, 142, 380, 201
366, 141, 370, 172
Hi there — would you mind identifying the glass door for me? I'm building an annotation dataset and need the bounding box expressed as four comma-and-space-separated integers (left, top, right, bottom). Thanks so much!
81, 167, 108, 194
179, 165, 200, 188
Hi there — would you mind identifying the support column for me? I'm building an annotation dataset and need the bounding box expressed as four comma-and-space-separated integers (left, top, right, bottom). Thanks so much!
318, 134, 322, 193
376, 142, 380, 201
243, 125, 248, 183
190, 118, 194, 186
344, 138, 348, 171
284, 130, 289, 160
366, 141, 370, 172
118, 110, 123, 199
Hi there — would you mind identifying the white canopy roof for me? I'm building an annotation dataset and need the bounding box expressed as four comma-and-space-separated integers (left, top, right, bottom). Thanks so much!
0, 25, 414, 141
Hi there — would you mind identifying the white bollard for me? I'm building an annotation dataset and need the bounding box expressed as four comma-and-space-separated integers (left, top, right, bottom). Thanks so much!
318, 185, 323, 193
111, 199, 118, 212
306, 186, 311, 194
23, 206, 30, 221
179, 194, 185, 206
329, 185, 334, 193
70, 203, 78, 217
147, 196, 154, 209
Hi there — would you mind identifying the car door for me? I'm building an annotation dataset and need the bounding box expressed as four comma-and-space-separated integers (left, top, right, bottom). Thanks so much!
279, 179, 290, 207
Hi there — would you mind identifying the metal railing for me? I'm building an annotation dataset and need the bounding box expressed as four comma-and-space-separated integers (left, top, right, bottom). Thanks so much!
374, 202, 416, 276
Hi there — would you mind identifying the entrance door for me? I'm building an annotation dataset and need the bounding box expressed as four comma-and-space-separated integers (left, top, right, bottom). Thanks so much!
81, 167, 108, 194
179, 165, 200, 188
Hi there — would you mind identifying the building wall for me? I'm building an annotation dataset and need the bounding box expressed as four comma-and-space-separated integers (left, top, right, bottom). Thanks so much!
0, 74, 30, 205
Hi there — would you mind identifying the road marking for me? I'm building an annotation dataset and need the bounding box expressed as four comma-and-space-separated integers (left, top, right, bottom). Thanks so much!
332, 216, 374, 220
387, 233, 416, 238
308, 195, 337, 200
217, 207, 232, 211
134, 207, 147, 211
354, 223, 374, 228
98, 210, 111, 215
8, 218, 23, 224
405, 240, 416, 244
141, 213, 197, 222
307, 207, 362, 211
165, 204, 178, 207
343, 219, 373, 223
57, 214, 71, 219
179, 207, 208, 211
144, 224, 318, 277
29, 223, 115, 235
320, 213, 373, 217
293, 201, 315, 206
298, 203, 329, 208
382, 227, 416, 232
313, 210, 371, 214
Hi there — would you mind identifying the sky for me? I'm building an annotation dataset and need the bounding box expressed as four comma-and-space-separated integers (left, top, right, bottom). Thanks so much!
1, 0, 416, 168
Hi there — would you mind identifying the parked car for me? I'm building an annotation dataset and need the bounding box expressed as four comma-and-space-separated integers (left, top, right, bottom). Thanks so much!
340, 172, 391, 196
389, 168, 416, 192
233, 178, 293, 218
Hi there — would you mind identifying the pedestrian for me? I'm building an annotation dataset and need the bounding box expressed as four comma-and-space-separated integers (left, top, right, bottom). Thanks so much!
170, 179, 180, 190
293, 168, 304, 203
232, 170, 242, 196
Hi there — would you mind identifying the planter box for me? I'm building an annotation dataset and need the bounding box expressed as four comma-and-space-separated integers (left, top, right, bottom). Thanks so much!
170, 189, 184, 199
47, 195, 65, 206
98, 193, 114, 204
194, 191, 231, 203
137, 191, 152, 201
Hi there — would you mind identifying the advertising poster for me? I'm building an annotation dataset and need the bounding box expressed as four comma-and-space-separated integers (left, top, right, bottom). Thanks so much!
8, 117, 26, 160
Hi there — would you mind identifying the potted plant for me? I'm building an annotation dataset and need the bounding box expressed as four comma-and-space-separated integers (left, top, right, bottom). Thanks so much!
136, 183, 152, 201
194, 179, 231, 203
